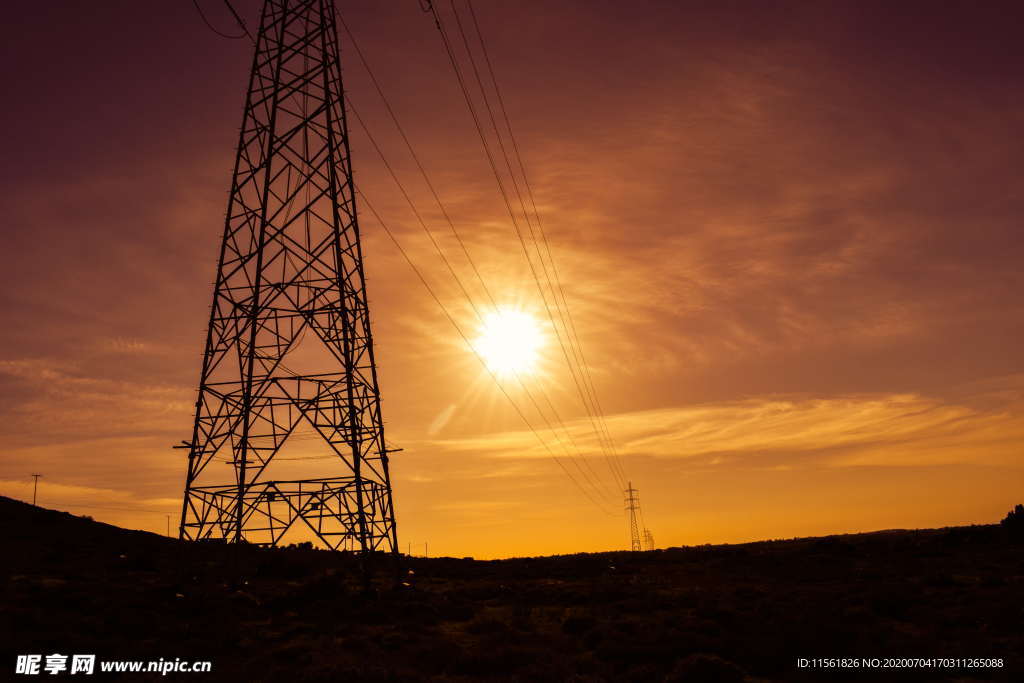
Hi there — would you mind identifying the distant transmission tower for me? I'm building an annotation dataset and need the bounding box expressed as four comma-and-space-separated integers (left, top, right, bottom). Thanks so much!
625, 482, 642, 551
177, 0, 397, 555
643, 528, 655, 552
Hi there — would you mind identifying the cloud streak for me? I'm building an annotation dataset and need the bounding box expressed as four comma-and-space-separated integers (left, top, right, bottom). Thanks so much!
423, 387, 1024, 471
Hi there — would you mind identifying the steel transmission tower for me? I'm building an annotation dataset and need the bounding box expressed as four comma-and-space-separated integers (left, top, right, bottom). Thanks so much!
178, 0, 397, 555
642, 528, 655, 552
624, 482, 642, 551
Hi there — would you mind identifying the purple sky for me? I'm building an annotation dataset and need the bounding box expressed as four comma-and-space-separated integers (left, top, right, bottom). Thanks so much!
1, 0, 1022, 557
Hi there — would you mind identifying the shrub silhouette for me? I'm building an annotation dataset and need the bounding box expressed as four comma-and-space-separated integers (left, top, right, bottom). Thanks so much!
1001, 504, 1024, 537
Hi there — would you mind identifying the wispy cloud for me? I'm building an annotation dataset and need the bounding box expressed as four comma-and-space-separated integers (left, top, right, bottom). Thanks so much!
422, 386, 1024, 470
0, 358, 192, 445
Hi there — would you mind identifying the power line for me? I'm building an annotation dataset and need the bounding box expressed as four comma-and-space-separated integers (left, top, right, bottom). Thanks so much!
357, 189, 616, 516
441, 1, 626, 490
346, 95, 616, 505
462, 0, 629, 487
462, 0, 629, 486
429, 0, 629, 490
463, 0, 621, 461
191, 0, 247, 40
344, 97, 486, 325
222, 0, 254, 43
358, 186, 616, 514
336, 11, 619, 506
446, 0, 623, 490
335, 11, 497, 312
443, 4, 615, 495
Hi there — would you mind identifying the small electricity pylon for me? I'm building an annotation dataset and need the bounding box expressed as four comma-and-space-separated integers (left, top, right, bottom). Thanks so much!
177, 0, 397, 556
625, 481, 642, 551
642, 528, 655, 552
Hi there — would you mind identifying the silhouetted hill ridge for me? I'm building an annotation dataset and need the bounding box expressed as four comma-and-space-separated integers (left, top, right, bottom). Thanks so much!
2, 494, 1020, 682
0, 494, 997, 562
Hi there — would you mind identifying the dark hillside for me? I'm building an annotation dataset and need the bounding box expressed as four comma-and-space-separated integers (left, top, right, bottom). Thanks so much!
1, 496, 1021, 681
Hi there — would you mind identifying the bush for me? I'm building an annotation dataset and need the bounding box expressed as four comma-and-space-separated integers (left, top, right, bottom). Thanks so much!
1001, 504, 1024, 537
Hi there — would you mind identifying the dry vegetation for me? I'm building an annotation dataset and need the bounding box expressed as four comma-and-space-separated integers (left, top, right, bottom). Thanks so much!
2, 496, 1021, 681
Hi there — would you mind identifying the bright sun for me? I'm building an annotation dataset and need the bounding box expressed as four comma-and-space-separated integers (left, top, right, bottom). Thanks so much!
474, 308, 545, 377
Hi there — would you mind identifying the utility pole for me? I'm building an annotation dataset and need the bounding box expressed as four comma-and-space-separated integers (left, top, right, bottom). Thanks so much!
31, 474, 41, 506
624, 482, 642, 551
177, 0, 398, 559
166, 515, 171, 537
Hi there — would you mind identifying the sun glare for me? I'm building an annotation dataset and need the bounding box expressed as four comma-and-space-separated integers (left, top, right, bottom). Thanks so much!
474, 308, 545, 377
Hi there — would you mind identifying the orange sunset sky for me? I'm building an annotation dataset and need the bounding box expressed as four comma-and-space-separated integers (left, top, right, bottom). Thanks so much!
1, 0, 1022, 558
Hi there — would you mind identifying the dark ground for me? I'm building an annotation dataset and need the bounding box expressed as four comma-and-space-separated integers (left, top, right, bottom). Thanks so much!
1, 496, 1021, 682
